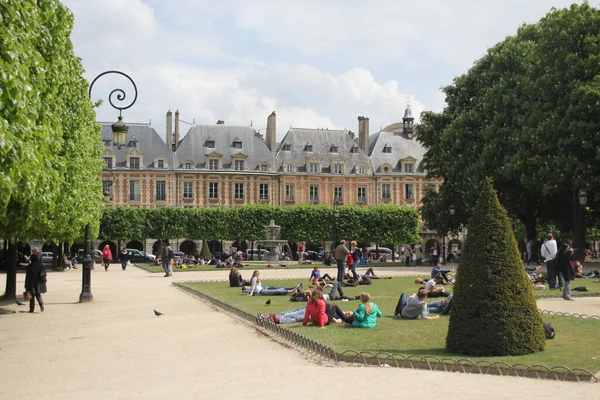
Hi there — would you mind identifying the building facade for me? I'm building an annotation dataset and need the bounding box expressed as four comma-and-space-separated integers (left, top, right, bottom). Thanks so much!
102, 107, 439, 211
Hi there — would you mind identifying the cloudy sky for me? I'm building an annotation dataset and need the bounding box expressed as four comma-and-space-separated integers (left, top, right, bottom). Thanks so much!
63, 0, 586, 140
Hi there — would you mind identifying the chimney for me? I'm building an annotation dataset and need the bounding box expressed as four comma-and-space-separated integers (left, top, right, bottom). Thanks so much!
174, 110, 180, 151
166, 110, 173, 148
216, 120, 225, 125
266, 111, 276, 151
358, 116, 369, 151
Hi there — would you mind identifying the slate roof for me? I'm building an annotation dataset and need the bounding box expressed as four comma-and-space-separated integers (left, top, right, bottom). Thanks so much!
173, 125, 275, 171
368, 130, 427, 173
275, 128, 372, 175
101, 123, 173, 169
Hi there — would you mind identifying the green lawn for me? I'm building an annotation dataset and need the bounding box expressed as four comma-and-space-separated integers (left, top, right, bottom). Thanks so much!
181, 277, 600, 373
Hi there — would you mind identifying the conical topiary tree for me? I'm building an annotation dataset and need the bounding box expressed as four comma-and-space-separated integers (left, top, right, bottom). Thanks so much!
446, 178, 545, 356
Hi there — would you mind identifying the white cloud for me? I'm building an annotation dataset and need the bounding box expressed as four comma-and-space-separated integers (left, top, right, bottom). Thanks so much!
63, 0, 589, 141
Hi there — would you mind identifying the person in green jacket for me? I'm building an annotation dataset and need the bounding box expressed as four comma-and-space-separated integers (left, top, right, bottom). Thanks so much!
346, 292, 382, 328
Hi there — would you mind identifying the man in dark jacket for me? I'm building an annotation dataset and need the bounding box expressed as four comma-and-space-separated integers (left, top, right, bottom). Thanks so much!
25, 248, 46, 313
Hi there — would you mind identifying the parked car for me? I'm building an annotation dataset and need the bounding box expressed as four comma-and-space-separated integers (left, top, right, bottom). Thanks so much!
246, 249, 269, 260
366, 247, 400, 260
125, 248, 155, 264
40, 252, 54, 267
304, 250, 319, 261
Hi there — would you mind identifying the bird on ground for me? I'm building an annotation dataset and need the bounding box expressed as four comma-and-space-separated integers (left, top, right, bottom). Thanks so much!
264, 299, 271, 306
15, 299, 24, 306
153, 310, 164, 316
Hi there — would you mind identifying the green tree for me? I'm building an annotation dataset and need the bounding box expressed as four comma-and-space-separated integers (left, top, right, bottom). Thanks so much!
446, 179, 545, 356
0, 1, 104, 298
417, 3, 600, 254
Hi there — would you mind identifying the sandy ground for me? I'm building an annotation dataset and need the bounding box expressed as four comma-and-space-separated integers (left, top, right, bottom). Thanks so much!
0, 265, 598, 400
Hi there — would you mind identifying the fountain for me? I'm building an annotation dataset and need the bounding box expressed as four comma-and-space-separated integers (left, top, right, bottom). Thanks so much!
256, 220, 288, 263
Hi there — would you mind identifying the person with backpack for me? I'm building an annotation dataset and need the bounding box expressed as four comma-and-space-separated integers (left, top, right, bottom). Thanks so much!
25, 248, 47, 313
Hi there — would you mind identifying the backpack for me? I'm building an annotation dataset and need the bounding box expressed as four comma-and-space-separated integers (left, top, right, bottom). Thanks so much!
543, 322, 555, 339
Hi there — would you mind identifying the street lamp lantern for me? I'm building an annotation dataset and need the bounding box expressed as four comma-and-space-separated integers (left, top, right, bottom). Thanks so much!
578, 190, 587, 206
111, 116, 129, 148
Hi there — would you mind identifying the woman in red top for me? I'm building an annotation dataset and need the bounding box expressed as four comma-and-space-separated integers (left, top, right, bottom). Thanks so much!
101, 244, 113, 272
302, 290, 327, 328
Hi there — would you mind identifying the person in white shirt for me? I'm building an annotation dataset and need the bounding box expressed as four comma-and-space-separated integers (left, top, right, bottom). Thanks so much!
423, 274, 451, 298
540, 233, 561, 289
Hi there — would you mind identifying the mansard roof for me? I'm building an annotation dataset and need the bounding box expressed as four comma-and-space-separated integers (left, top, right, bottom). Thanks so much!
101, 123, 173, 168
174, 125, 275, 171
368, 130, 427, 173
275, 127, 372, 174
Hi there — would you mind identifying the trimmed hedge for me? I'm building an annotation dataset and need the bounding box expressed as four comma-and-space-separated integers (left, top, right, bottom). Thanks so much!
446, 179, 545, 356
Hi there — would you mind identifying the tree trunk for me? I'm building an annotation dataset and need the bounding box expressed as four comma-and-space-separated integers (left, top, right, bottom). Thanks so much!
572, 189, 586, 262
4, 241, 18, 300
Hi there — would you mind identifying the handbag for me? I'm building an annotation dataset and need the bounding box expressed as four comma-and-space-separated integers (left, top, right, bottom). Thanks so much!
23, 291, 32, 301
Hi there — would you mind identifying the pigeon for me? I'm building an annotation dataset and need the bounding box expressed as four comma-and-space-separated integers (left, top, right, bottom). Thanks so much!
264, 299, 271, 306
15, 299, 25, 306
153, 310, 164, 316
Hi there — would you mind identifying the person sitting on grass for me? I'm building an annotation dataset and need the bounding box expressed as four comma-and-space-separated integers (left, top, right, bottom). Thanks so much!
291, 283, 357, 302
244, 270, 301, 296
363, 267, 392, 279
229, 266, 249, 287
424, 274, 451, 297
395, 289, 441, 320
431, 263, 455, 284
261, 290, 352, 325
309, 265, 333, 282
342, 292, 382, 328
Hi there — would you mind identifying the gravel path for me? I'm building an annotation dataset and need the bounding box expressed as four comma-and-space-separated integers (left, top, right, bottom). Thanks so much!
0, 265, 598, 399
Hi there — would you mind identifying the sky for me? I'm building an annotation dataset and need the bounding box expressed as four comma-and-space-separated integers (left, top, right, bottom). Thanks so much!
63, 0, 588, 140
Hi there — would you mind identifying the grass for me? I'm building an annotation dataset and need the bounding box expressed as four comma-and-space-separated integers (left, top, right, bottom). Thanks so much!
135, 261, 408, 273
181, 276, 600, 373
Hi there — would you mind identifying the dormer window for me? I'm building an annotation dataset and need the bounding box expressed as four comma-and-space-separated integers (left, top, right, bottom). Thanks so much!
286, 164, 295, 173
305, 144, 313, 152
129, 157, 140, 169
283, 144, 291, 151
234, 160, 245, 170
350, 146, 359, 154
308, 162, 320, 173
330, 145, 338, 153
185, 162, 193, 170
129, 138, 138, 148
332, 163, 344, 174
383, 145, 392, 154
103, 140, 112, 147
404, 163, 414, 173
104, 157, 113, 169
260, 164, 269, 172
208, 159, 219, 170
157, 159, 164, 168
232, 139, 242, 149
206, 140, 215, 149
357, 166, 366, 175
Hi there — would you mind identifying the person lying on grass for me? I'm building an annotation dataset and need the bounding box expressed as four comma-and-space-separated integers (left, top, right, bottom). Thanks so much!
259, 289, 352, 325
395, 289, 441, 320
342, 292, 382, 328
243, 270, 302, 296
290, 283, 358, 302
363, 267, 392, 279
430, 263, 455, 284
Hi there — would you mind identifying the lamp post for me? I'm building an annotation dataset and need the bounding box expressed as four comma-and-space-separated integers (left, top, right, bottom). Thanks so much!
442, 204, 455, 265
80, 71, 138, 303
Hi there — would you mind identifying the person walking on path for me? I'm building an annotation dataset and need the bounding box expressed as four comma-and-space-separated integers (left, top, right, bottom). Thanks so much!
404, 244, 413, 266
334, 240, 349, 282
414, 243, 423, 266
102, 244, 113, 272
120, 248, 129, 271
540, 233, 560, 289
349, 241, 362, 282
556, 243, 575, 301
25, 248, 47, 313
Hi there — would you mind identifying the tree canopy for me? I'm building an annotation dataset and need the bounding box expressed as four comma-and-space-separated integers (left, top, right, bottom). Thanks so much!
416, 3, 600, 244
1, 0, 104, 298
